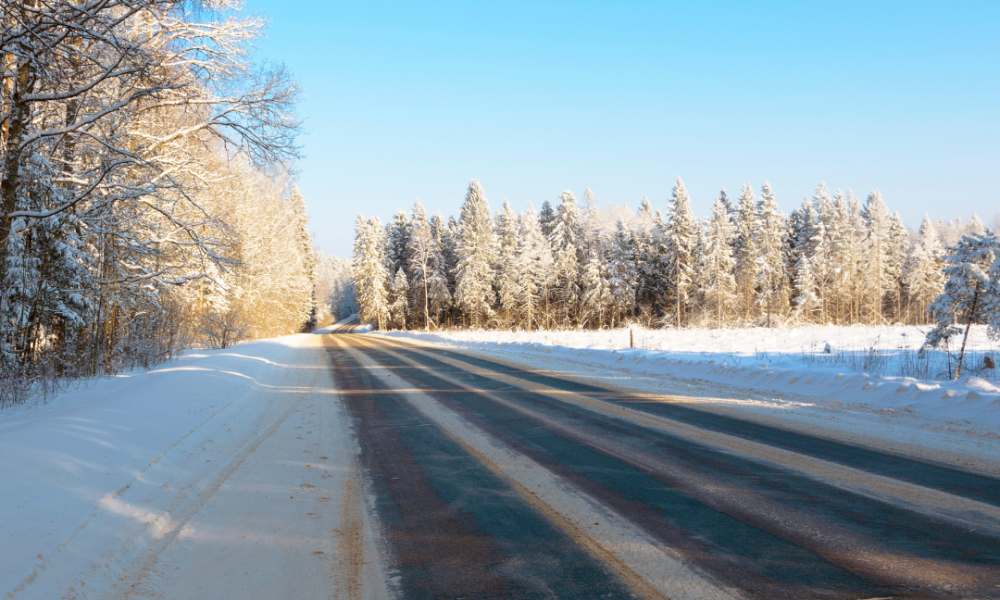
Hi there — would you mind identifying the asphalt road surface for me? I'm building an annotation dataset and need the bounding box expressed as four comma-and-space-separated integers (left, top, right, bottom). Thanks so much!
323, 322, 1000, 600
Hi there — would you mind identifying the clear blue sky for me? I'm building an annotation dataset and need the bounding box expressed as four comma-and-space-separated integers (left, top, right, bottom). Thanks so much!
243, 0, 999, 257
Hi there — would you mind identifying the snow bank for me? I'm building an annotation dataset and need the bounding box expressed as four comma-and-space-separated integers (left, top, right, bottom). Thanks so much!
0, 333, 324, 596
377, 325, 1000, 438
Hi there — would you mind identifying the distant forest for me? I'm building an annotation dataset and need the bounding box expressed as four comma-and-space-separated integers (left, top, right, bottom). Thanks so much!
351, 179, 996, 331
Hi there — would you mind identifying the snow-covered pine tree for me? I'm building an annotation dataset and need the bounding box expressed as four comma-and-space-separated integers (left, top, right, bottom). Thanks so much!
579, 188, 601, 256
698, 192, 737, 328
353, 216, 390, 330
788, 199, 816, 263
905, 215, 945, 324
385, 209, 411, 280
496, 200, 522, 329
607, 219, 638, 329
580, 250, 609, 329
732, 183, 758, 324
351, 215, 367, 315
427, 212, 453, 326
861, 190, 894, 324
792, 255, 821, 322
407, 200, 435, 330
636, 196, 652, 218
1, 212, 91, 374
936, 217, 967, 248
454, 180, 499, 327
819, 188, 851, 324
716, 188, 732, 213
923, 231, 1000, 378
754, 181, 789, 327
664, 177, 699, 327
581, 204, 612, 329
968, 214, 986, 236
845, 190, 868, 324
549, 191, 582, 326
787, 199, 816, 310
633, 196, 660, 320
288, 186, 317, 330
887, 212, 910, 322
809, 183, 837, 321
517, 205, 555, 329
539, 201, 558, 239
440, 216, 461, 325
388, 268, 410, 330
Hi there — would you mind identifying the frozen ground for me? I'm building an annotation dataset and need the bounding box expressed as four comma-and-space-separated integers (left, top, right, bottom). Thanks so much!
0, 329, 387, 600
377, 325, 1000, 472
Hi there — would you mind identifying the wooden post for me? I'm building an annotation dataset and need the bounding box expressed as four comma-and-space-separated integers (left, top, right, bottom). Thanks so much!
630, 329, 634, 349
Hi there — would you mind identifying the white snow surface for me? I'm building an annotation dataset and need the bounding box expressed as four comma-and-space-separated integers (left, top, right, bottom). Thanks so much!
377, 325, 1000, 463
0, 330, 379, 599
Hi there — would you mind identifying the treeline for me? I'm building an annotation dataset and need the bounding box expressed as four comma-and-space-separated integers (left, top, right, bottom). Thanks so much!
353, 178, 992, 332
316, 254, 358, 323
1, 1, 315, 405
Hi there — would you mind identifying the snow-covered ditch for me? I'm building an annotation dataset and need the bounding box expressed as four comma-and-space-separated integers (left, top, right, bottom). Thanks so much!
376, 325, 1000, 445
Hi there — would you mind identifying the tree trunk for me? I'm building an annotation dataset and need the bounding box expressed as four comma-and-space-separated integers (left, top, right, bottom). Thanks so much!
955, 287, 980, 380
0, 60, 32, 287
422, 261, 429, 332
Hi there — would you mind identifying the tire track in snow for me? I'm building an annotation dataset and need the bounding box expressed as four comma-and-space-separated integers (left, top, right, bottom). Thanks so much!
103, 367, 321, 600
6, 376, 264, 599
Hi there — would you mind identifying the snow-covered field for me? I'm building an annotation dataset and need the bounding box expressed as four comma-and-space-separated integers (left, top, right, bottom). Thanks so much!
378, 325, 1000, 449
